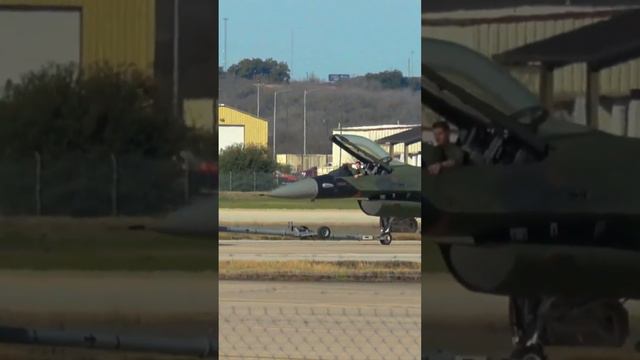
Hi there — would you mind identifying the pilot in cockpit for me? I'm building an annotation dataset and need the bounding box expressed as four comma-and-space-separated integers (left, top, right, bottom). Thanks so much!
352, 161, 365, 178
427, 121, 464, 175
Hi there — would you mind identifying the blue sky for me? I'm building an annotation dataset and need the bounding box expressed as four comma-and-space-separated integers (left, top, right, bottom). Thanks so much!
219, 0, 420, 80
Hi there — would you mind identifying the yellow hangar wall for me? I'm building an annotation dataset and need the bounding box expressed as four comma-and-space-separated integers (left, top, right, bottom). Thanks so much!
218, 105, 268, 147
0, 0, 155, 72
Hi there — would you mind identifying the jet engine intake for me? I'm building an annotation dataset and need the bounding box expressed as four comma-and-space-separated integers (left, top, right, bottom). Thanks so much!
441, 243, 640, 299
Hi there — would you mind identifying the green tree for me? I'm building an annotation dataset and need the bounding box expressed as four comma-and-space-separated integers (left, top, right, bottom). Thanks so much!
0, 63, 187, 157
364, 70, 408, 89
227, 58, 290, 83
219, 144, 276, 173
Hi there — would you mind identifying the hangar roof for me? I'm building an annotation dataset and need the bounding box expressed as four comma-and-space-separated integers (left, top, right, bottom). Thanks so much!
335, 124, 419, 131
423, 0, 637, 12
494, 9, 640, 70
376, 127, 422, 146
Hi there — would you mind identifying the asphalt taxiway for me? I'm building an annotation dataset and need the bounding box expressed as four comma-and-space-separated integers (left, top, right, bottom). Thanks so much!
219, 239, 421, 262
220, 208, 379, 225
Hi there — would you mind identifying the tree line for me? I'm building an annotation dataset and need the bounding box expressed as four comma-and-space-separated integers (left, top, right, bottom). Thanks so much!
0, 63, 214, 159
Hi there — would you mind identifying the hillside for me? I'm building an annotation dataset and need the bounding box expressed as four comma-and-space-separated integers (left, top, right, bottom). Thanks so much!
219, 75, 421, 154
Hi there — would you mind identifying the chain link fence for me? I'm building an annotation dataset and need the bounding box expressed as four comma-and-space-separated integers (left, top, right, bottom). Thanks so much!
219, 304, 421, 359
219, 171, 282, 192
0, 153, 215, 216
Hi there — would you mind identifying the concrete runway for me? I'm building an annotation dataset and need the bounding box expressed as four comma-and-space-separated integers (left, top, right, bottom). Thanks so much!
220, 208, 378, 225
424, 273, 640, 360
219, 239, 421, 262
219, 280, 420, 360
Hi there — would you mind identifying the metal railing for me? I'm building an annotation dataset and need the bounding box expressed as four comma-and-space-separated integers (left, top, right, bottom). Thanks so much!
0, 153, 215, 216
219, 171, 283, 192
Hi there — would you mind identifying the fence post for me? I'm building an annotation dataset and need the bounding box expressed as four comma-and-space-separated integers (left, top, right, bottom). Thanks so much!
110, 154, 118, 216
184, 160, 190, 203
253, 171, 257, 192
34, 152, 41, 216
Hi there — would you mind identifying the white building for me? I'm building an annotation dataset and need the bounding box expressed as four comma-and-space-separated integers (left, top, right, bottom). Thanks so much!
331, 124, 421, 167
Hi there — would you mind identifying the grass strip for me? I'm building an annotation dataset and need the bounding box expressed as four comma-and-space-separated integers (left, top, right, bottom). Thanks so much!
219, 260, 421, 282
219, 192, 358, 209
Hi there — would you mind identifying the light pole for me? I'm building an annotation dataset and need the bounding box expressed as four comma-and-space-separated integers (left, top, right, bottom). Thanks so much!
303, 90, 307, 162
273, 89, 291, 160
303, 87, 332, 169
253, 83, 262, 117
410, 50, 414, 77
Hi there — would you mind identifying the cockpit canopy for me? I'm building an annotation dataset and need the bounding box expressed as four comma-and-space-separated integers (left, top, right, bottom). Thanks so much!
422, 38, 557, 163
332, 134, 403, 166
423, 38, 541, 121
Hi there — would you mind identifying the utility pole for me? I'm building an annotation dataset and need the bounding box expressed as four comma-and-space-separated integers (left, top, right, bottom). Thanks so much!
408, 57, 411, 77
303, 88, 332, 168
338, 122, 342, 167
273, 90, 290, 160
273, 92, 278, 160
254, 83, 262, 117
410, 50, 414, 77
303, 89, 307, 167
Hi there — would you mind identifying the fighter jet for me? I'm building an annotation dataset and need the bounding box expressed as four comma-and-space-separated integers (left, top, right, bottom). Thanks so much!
423, 37, 640, 359
270, 133, 420, 245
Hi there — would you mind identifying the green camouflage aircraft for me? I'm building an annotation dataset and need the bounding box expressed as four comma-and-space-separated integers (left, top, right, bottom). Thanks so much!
270, 133, 420, 245
423, 37, 640, 359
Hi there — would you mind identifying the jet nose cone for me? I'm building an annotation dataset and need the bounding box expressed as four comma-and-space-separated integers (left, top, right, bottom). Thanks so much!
270, 178, 318, 199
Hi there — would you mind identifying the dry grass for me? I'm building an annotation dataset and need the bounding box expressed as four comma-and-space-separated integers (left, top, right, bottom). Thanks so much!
219, 191, 358, 209
219, 260, 420, 282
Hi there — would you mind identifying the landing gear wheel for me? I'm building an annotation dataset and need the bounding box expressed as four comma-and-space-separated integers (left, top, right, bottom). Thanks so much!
379, 233, 392, 245
407, 218, 418, 233
379, 217, 393, 245
317, 226, 332, 239
389, 217, 419, 233
510, 344, 546, 360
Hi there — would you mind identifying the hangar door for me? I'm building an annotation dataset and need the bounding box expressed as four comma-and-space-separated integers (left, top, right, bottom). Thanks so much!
0, 9, 81, 94
219, 125, 245, 152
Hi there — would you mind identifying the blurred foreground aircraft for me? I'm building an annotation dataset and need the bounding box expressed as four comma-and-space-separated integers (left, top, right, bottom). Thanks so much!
270, 134, 420, 245
422, 37, 640, 359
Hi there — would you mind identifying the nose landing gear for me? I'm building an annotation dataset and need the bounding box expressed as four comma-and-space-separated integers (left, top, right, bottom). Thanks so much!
379, 217, 393, 245
509, 297, 551, 360
378, 217, 419, 245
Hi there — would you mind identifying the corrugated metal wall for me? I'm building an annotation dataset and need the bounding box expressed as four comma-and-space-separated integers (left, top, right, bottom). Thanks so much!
425, 13, 640, 98
0, 0, 155, 71
218, 106, 268, 147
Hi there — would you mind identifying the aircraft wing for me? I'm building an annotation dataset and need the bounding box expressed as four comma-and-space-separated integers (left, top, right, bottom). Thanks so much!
339, 166, 420, 199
